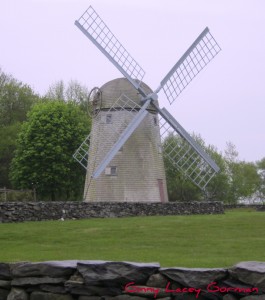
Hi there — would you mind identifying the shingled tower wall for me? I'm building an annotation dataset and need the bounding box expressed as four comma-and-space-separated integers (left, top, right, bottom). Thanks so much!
83, 78, 168, 202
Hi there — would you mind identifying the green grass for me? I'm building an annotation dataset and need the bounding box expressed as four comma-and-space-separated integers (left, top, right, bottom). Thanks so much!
0, 209, 265, 267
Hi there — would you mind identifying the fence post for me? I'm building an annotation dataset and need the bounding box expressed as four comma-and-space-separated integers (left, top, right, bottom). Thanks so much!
33, 188, 37, 201
4, 187, 7, 202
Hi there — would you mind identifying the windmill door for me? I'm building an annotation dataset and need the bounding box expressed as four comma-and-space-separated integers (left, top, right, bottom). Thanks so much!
157, 179, 165, 203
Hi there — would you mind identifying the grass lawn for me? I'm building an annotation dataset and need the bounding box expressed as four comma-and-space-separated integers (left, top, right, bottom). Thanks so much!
0, 208, 264, 268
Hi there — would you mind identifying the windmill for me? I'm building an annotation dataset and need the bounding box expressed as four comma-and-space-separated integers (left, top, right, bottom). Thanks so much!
73, 6, 221, 202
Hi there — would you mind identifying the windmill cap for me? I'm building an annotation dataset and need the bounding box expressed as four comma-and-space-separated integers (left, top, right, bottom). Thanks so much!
98, 77, 158, 112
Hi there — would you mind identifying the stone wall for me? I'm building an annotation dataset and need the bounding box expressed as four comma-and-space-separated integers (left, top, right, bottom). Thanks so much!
0, 202, 223, 223
224, 204, 265, 210
0, 260, 265, 300
256, 206, 265, 211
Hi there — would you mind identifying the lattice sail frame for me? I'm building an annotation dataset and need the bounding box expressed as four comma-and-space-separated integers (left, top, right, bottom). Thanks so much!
73, 94, 142, 172
159, 115, 217, 190
75, 6, 145, 88
159, 28, 221, 104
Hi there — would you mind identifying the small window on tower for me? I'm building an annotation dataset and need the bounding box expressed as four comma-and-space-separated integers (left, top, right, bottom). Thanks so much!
153, 116, 158, 126
101, 114, 113, 124
106, 114, 112, 124
158, 144, 163, 154
105, 166, 117, 176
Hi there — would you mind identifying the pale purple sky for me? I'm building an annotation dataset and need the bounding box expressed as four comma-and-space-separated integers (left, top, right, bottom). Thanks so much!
1, 0, 264, 162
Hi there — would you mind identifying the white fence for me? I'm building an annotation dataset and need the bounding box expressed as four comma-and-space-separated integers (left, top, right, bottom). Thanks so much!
0, 188, 36, 202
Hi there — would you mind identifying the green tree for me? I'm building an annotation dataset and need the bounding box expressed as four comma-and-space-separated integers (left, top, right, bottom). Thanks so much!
10, 101, 91, 201
203, 144, 230, 202
0, 68, 39, 188
256, 158, 265, 200
222, 142, 260, 203
0, 70, 39, 126
226, 161, 260, 203
163, 135, 253, 203
163, 133, 212, 201
0, 123, 21, 188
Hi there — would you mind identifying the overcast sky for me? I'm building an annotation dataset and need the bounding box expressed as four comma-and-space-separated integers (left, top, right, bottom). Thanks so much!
1, 0, 264, 163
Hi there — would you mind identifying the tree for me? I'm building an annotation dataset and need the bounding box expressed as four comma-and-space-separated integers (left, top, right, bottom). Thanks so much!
0, 69, 39, 126
45, 80, 90, 110
0, 123, 21, 188
165, 157, 202, 202
163, 134, 260, 203
203, 144, 230, 202
163, 133, 211, 201
227, 161, 260, 202
65, 80, 90, 105
0, 68, 40, 188
257, 158, 265, 200
45, 80, 65, 101
10, 101, 91, 201
222, 142, 260, 203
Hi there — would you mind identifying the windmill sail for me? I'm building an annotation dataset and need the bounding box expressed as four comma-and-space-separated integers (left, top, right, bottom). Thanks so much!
157, 27, 221, 104
75, 6, 145, 91
158, 107, 219, 189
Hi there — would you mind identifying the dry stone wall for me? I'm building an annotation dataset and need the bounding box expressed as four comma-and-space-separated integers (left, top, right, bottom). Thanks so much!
0, 202, 223, 223
0, 260, 265, 300
224, 205, 265, 210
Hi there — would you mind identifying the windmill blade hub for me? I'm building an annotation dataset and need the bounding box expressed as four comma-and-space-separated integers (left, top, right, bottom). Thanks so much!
143, 92, 159, 102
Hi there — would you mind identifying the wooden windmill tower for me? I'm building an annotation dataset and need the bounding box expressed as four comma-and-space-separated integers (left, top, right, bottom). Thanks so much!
73, 6, 221, 202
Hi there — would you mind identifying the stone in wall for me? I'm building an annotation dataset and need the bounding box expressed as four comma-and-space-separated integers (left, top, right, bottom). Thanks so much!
10, 261, 77, 278
78, 297, 101, 300
11, 277, 66, 286
0, 264, 11, 280
0, 281, 11, 290
30, 291, 73, 300
0, 289, 9, 300
229, 261, 265, 289
77, 261, 159, 286
160, 267, 227, 287
223, 295, 238, 300
36, 284, 67, 295
7, 288, 28, 300
146, 273, 168, 287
